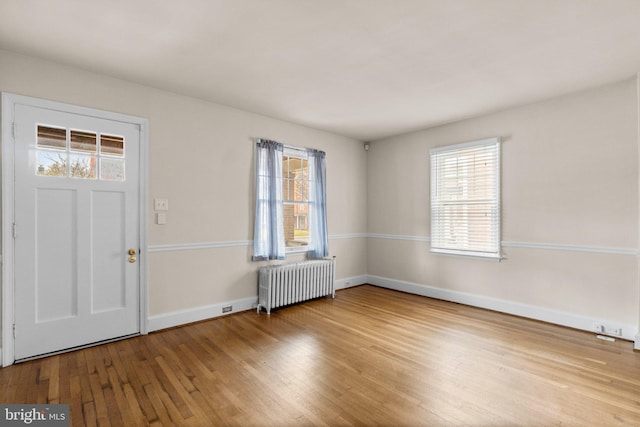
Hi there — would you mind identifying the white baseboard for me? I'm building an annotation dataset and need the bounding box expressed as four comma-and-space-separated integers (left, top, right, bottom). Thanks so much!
148, 296, 258, 332
335, 275, 368, 290
148, 275, 367, 332
367, 275, 638, 342
147, 274, 637, 343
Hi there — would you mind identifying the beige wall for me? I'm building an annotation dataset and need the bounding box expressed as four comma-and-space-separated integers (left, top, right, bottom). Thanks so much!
1, 48, 638, 343
367, 78, 639, 331
0, 49, 368, 321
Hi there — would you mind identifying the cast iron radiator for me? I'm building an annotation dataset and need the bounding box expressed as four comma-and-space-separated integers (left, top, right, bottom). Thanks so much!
257, 257, 336, 314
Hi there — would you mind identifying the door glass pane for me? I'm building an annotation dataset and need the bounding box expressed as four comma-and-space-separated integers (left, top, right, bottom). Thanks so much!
69, 154, 97, 179
37, 127, 126, 181
100, 158, 125, 181
37, 126, 66, 150
100, 134, 124, 156
37, 151, 68, 177
70, 130, 97, 153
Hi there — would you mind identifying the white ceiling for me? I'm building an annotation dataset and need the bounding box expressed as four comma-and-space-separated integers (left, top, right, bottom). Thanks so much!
1, 0, 640, 141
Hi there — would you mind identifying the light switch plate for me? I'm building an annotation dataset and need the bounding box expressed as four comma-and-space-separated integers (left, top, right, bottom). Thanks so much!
154, 198, 169, 211
156, 212, 167, 225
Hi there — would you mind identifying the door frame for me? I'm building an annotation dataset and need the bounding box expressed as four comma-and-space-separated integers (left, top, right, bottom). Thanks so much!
1, 93, 149, 366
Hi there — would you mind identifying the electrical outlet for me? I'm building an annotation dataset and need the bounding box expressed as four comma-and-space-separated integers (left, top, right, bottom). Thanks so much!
222, 305, 232, 313
593, 323, 622, 337
605, 327, 622, 337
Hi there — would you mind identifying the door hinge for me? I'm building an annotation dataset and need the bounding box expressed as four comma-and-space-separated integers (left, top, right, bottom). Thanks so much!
12, 122, 17, 139
12, 222, 16, 239
13, 323, 16, 338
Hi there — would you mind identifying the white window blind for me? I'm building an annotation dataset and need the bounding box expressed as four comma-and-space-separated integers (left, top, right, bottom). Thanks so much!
430, 138, 500, 258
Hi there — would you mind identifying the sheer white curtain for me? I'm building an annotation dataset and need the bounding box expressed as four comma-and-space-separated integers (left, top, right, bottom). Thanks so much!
252, 139, 285, 261
307, 149, 329, 259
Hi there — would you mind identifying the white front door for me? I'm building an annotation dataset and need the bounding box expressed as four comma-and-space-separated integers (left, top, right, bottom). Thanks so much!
13, 102, 142, 360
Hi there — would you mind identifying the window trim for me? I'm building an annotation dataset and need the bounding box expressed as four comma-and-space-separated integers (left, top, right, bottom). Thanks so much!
430, 137, 501, 259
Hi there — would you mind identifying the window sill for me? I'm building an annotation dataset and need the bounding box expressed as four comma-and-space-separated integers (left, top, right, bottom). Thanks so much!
430, 248, 502, 261
286, 247, 308, 256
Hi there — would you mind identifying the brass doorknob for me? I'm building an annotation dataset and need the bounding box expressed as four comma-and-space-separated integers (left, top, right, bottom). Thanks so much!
129, 248, 137, 255
129, 256, 137, 263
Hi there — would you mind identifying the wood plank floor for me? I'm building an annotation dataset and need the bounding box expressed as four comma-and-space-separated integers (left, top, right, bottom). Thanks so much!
1, 285, 640, 426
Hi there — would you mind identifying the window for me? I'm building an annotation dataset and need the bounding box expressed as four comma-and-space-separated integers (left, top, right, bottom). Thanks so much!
430, 137, 500, 258
253, 139, 328, 261
283, 148, 311, 252
36, 125, 125, 181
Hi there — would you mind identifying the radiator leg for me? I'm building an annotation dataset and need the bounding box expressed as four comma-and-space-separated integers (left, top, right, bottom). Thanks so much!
331, 256, 336, 299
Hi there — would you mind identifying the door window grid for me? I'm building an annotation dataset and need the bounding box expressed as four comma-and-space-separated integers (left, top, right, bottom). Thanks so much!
36, 125, 125, 181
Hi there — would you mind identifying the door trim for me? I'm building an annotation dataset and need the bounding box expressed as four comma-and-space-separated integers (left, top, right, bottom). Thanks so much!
1, 93, 149, 366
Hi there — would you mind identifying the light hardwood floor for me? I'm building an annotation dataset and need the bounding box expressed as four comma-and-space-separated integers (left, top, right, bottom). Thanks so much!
1, 285, 639, 426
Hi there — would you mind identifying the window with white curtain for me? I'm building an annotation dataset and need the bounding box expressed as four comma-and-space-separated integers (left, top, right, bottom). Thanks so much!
253, 139, 329, 261
430, 137, 501, 259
